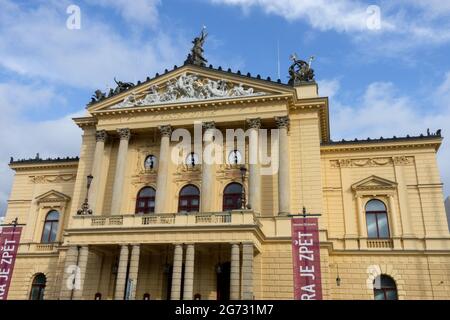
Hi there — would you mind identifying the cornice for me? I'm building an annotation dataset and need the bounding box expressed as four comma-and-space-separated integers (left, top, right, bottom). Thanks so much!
321, 136, 442, 153
9, 159, 79, 171
73, 116, 97, 128
91, 93, 293, 117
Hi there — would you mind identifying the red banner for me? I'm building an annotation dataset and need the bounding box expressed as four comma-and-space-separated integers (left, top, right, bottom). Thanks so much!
291, 217, 322, 300
0, 225, 22, 300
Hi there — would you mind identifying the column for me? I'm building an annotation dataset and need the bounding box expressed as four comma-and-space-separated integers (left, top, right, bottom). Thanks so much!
247, 118, 261, 213
275, 116, 291, 215
88, 130, 107, 214
110, 128, 131, 215
201, 122, 216, 212
183, 244, 195, 300
171, 244, 183, 300
388, 195, 402, 250
393, 160, 413, 236
128, 245, 140, 300
356, 196, 367, 250
388, 195, 400, 237
114, 245, 129, 300
241, 242, 254, 300
72, 246, 89, 300
59, 246, 79, 300
155, 125, 172, 214
230, 243, 240, 300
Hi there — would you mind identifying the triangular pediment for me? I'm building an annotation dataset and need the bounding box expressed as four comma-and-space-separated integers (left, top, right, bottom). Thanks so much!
351, 175, 398, 191
35, 190, 71, 204
88, 64, 294, 112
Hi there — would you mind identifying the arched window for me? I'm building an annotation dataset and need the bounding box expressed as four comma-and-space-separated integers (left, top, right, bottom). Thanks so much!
41, 210, 59, 243
135, 187, 156, 214
223, 183, 243, 211
373, 275, 398, 300
178, 185, 200, 213
366, 199, 390, 239
29, 273, 46, 300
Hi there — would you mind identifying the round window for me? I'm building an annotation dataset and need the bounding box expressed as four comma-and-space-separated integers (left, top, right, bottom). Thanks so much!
144, 155, 157, 170
228, 150, 243, 165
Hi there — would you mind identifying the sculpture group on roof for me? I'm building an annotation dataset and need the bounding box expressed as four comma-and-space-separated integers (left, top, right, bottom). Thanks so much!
89, 28, 316, 105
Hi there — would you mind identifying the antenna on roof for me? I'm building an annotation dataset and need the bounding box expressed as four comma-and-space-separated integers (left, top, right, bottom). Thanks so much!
277, 40, 281, 80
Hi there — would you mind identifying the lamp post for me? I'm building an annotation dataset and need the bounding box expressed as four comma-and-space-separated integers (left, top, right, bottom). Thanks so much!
77, 174, 93, 215
240, 166, 247, 209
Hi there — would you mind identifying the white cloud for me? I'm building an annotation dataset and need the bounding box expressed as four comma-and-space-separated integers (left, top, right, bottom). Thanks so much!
209, 0, 450, 54
0, 82, 83, 217
318, 79, 340, 98
0, 0, 187, 89
89, 0, 161, 29
329, 79, 450, 197
211, 0, 375, 32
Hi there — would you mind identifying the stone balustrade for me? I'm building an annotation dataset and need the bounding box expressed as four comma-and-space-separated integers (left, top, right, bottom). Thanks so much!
71, 210, 255, 229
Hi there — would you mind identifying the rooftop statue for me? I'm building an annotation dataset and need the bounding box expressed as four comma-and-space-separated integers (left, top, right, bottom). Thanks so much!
113, 77, 135, 94
185, 26, 208, 67
90, 89, 106, 104
288, 53, 315, 85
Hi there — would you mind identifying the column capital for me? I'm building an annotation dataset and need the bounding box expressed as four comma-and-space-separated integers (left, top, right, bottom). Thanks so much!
202, 121, 216, 130
117, 128, 131, 140
246, 118, 261, 129
159, 125, 172, 137
275, 116, 290, 129
95, 130, 108, 142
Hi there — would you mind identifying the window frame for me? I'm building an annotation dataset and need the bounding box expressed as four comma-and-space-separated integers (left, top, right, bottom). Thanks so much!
365, 200, 390, 239
29, 273, 46, 300
178, 184, 200, 213
41, 210, 59, 243
373, 275, 398, 300
222, 182, 243, 211
135, 186, 156, 214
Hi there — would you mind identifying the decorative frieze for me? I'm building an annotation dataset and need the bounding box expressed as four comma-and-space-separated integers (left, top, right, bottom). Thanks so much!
330, 156, 414, 168
29, 174, 76, 184
392, 156, 414, 166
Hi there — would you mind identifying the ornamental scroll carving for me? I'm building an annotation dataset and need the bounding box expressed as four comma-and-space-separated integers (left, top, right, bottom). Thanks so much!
29, 174, 76, 184
330, 156, 414, 168
173, 164, 202, 183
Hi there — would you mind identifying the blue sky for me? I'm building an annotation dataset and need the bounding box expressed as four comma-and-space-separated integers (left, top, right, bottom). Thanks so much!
1, 0, 450, 216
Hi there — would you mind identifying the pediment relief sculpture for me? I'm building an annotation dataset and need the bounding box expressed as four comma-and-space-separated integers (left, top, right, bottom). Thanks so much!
110, 73, 268, 109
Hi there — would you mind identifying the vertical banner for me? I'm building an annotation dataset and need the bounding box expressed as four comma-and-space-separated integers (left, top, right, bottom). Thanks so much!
0, 225, 22, 300
291, 217, 323, 300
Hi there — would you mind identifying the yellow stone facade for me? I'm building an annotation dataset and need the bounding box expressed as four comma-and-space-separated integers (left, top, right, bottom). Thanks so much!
3, 63, 450, 300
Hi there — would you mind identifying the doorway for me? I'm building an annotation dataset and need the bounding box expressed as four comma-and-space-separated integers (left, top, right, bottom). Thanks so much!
216, 262, 231, 300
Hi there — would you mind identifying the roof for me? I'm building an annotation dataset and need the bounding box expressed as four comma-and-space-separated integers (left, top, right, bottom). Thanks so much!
323, 131, 442, 145
9, 155, 79, 165
86, 61, 292, 108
